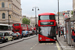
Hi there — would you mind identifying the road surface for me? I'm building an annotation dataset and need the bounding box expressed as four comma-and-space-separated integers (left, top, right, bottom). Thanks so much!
0, 35, 61, 50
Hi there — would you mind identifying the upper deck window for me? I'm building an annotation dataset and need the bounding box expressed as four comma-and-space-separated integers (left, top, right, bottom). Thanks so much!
39, 15, 55, 20
21, 24, 27, 27
14, 24, 19, 26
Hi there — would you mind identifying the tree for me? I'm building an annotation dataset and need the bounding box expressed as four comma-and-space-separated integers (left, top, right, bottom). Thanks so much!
71, 11, 73, 15
71, 11, 73, 17
22, 17, 30, 25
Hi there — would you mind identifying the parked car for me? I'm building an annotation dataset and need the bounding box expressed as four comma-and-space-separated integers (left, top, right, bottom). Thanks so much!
28, 31, 32, 35
11, 33, 18, 40
0, 32, 13, 43
22, 31, 28, 37
16, 32, 22, 39
32, 30, 36, 35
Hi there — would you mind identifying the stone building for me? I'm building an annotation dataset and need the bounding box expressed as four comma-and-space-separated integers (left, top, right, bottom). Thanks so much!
73, 0, 75, 17
30, 17, 38, 27
22, 16, 30, 20
56, 15, 64, 27
0, 0, 22, 25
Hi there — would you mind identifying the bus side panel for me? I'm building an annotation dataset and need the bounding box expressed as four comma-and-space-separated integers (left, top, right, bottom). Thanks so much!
19, 28, 22, 35
38, 34, 56, 41
38, 34, 45, 41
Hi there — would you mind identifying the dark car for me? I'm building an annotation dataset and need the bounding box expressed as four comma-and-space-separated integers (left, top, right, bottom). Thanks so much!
32, 30, 36, 35
16, 32, 22, 39
0, 32, 13, 43
11, 33, 18, 40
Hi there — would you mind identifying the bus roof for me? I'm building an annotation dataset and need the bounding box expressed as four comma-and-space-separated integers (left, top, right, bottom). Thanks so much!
13, 23, 21, 24
0, 24, 12, 26
38, 13, 55, 16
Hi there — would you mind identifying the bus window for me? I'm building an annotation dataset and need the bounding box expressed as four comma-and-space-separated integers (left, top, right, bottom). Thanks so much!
40, 22, 54, 25
14, 24, 19, 26
50, 15, 55, 19
39, 15, 55, 20
39, 15, 49, 20
0, 26, 8, 30
8, 26, 12, 30
21, 24, 27, 27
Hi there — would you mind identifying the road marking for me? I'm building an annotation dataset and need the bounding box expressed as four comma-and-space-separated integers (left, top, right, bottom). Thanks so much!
51, 43, 53, 44
39, 43, 45, 45
30, 43, 38, 50
39, 43, 43, 45
42, 43, 45, 45
49, 43, 51, 45
56, 41, 61, 50
46, 43, 49, 44
39, 43, 53, 45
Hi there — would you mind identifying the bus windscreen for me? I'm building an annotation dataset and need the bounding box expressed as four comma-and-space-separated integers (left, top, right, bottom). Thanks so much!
39, 15, 55, 20
39, 27, 56, 37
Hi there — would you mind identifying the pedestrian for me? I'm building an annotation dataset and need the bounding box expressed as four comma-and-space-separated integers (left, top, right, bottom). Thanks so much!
72, 28, 75, 42
58, 26, 61, 37
61, 27, 64, 36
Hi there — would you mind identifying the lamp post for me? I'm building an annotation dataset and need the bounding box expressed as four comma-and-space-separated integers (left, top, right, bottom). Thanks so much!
58, 0, 60, 37
32, 7, 39, 26
32, 7, 39, 35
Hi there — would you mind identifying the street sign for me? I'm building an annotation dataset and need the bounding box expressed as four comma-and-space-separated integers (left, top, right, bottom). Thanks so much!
63, 12, 69, 19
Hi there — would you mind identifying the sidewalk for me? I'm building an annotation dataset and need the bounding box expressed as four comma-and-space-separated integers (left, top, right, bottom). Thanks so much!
57, 35, 75, 50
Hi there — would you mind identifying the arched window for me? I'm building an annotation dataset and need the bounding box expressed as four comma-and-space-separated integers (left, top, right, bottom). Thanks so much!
2, 2, 5, 8
2, 13, 5, 19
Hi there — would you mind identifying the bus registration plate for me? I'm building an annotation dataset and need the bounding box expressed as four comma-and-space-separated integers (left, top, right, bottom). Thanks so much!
46, 39, 50, 41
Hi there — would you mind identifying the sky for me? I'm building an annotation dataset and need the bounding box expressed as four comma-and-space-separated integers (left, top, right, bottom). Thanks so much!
21, 0, 73, 17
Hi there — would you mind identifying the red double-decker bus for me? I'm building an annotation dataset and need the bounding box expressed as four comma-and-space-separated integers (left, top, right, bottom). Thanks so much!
38, 13, 57, 42
12, 23, 32, 35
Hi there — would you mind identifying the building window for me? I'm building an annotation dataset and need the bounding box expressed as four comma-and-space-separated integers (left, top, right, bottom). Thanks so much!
9, 4, 11, 8
2, 13, 5, 19
2, 2, 5, 8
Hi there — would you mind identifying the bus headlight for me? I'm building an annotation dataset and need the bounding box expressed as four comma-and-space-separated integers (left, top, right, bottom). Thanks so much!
40, 37, 42, 40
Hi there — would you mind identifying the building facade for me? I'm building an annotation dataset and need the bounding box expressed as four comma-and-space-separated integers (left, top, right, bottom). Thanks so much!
0, 0, 22, 25
56, 15, 64, 27
56, 10, 72, 27
30, 17, 38, 27
22, 16, 30, 20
